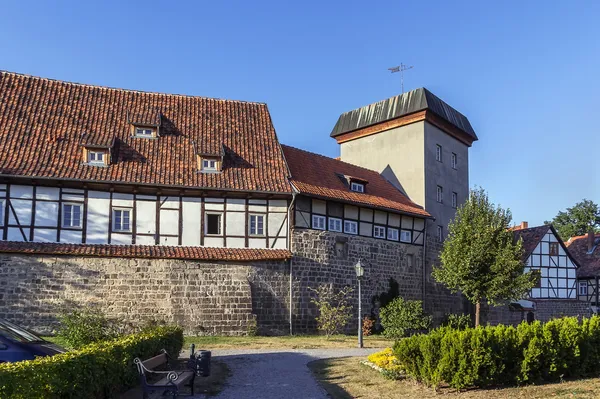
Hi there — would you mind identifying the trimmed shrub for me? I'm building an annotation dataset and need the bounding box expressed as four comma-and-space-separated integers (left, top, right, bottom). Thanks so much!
380, 297, 432, 338
393, 316, 600, 390
0, 325, 183, 399
441, 313, 472, 330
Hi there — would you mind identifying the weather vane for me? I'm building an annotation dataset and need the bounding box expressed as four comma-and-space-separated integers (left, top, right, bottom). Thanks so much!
388, 63, 414, 93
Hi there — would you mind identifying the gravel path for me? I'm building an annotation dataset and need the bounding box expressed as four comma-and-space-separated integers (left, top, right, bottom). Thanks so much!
200, 348, 380, 399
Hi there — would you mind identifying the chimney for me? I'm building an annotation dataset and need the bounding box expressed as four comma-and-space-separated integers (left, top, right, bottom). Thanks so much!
588, 229, 596, 253
520, 221, 528, 230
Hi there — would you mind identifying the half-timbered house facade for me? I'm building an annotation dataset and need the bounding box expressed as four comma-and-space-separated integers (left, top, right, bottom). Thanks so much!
566, 231, 600, 305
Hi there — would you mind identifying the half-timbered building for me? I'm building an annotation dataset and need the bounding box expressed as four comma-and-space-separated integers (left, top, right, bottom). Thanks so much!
566, 231, 600, 306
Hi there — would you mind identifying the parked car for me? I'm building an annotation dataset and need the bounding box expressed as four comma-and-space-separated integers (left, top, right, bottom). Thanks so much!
0, 319, 66, 363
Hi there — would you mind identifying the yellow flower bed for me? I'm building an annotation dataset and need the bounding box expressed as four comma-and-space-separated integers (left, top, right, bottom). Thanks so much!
367, 347, 403, 374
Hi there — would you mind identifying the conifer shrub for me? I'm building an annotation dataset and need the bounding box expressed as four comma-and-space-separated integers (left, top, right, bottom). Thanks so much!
393, 316, 600, 390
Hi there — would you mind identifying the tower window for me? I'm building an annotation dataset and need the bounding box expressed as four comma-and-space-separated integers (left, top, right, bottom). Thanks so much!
350, 182, 364, 193
436, 145, 442, 162
451, 153, 457, 169
437, 186, 443, 203
437, 225, 443, 242
452, 192, 458, 209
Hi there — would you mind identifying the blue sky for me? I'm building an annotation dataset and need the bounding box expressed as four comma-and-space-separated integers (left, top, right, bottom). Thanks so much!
1, 1, 598, 226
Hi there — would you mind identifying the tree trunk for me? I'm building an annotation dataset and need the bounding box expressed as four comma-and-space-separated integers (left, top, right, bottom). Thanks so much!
475, 300, 481, 327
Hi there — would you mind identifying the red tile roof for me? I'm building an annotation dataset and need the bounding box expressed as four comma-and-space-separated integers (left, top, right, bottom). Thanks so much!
514, 224, 581, 267
281, 145, 430, 217
566, 233, 600, 278
0, 71, 291, 194
0, 241, 291, 261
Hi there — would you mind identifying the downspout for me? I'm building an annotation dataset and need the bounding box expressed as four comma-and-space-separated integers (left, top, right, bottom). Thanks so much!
287, 192, 297, 335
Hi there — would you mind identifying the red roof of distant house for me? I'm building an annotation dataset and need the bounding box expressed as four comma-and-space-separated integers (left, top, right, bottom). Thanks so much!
513, 224, 581, 267
0, 71, 291, 194
281, 145, 430, 217
0, 241, 291, 261
566, 233, 600, 278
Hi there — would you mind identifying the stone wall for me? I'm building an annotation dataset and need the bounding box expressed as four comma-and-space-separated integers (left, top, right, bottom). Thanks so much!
0, 254, 290, 335
483, 300, 593, 326
290, 228, 425, 333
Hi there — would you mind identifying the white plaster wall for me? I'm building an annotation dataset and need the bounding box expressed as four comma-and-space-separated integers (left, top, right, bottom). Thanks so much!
87, 191, 110, 244
182, 199, 201, 246
227, 212, 246, 236
160, 209, 179, 236
35, 202, 58, 227
136, 200, 156, 235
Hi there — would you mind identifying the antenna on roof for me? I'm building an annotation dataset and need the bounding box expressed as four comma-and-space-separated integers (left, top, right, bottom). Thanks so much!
388, 63, 414, 93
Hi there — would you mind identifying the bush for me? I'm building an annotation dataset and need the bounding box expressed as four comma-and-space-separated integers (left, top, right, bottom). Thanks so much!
362, 316, 374, 336
441, 313, 473, 330
309, 285, 354, 337
0, 325, 183, 398
393, 316, 600, 390
367, 348, 403, 379
380, 297, 432, 338
57, 306, 120, 349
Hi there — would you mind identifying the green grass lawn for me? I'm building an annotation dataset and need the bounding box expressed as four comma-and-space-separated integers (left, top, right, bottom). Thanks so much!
309, 357, 600, 399
184, 334, 393, 350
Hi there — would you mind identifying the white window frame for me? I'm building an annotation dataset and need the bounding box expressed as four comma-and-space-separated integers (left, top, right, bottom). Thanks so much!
312, 215, 326, 230
328, 217, 342, 232
205, 212, 223, 236
88, 150, 106, 165
400, 230, 412, 243
387, 228, 399, 241
135, 127, 155, 138
344, 220, 358, 235
350, 182, 364, 193
437, 186, 443, 203
112, 208, 132, 232
436, 144, 442, 162
249, 214, 265, 236
62, 203, 82, 228
452, 192, 457, 209
579, 281, 588, 296
373, 225, 386, 239
451, 152, 457, 169
437, 225, 443, 242
202, 159, 218, 172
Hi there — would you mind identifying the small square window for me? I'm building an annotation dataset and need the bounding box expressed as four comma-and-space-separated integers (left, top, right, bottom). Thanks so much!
205, 213, 222, 235
387, 228, 399, 241
436, 145, 442, 162
579, 281, 588, 296
88, 150, 106, 165
374, 226, 386, 239
350, 182, 364, 193
452, 192, 458, 209
400, 230, 412, 243
437, 225, 443, 242
437, 186, 443, 203
451, 153, 457, 169
202, 159, 218, 172
62, 203, 82, 228
113, 208, 131, 232
249, 214, 264, 236
328, 217, 342, 232
135, 127, 155, 137
312, 215, 326, 230
344, 220, 358, 235
549, 242, 559, 256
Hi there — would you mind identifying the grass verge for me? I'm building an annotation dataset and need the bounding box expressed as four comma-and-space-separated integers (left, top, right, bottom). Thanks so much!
184, 334, 393, 349
308, 357, 600, 399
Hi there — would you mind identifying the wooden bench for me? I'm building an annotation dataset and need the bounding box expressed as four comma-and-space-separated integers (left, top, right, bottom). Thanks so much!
134, 349, 195, 398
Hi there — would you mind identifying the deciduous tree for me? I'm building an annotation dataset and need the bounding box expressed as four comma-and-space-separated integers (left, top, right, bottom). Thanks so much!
544, 199, 600, 240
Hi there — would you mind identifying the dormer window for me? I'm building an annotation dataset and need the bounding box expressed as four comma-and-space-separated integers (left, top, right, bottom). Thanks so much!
350, 182, 364, 193
82, 146, 110, 166
134, 126, 157, 138
198, 156, 222, 173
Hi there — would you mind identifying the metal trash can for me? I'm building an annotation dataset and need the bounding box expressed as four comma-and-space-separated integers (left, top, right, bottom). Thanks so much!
189, 344, 211, 377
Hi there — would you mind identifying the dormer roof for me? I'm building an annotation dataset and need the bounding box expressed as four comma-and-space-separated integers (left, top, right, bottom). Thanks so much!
0, 71, 291, 194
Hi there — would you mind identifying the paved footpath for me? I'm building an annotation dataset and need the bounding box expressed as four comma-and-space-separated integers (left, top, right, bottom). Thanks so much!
196, 348, 380, 399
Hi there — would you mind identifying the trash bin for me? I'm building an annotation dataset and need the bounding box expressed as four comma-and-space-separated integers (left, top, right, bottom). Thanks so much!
189, 344, 211, 377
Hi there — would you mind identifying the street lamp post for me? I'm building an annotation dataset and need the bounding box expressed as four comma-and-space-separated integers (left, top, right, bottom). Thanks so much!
355, 260, 364, 349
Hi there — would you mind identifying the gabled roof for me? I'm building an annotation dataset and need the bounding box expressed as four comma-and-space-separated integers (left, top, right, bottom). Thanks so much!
513, 224, 580, 268
0, 241, 291, 261
330, 87, 477, 140
566, 233, 600, 278
281, 145, 430, 217
0, 71, 291, 194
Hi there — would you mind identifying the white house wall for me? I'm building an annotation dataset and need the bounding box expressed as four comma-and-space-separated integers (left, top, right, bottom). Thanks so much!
524, 230, 578, 299
0, 184, 289, 249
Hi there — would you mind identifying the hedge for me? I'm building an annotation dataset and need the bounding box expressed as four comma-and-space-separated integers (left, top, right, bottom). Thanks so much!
393, 316, 600, 390
0, 325, 184, 399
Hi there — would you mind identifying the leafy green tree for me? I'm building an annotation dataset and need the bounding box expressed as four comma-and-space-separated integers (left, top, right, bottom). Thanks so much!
544, 199, 600, 240
433, 188, 536, 326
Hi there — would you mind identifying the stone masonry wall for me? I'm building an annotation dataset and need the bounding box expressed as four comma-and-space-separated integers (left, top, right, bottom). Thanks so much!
291, 228, 424, 333
0, 254, 290, 336
484, 300, 592, 326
